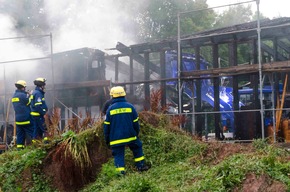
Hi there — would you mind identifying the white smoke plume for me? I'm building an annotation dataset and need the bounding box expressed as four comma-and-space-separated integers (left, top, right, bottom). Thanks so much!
0, 0, 144, 88
0, 14, 45, 89
44, 0, 139, 52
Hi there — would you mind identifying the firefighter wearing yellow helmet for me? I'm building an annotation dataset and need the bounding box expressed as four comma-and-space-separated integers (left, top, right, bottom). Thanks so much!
103, 86, 150, 175
11, 80, 34, 150
30, 77, 49, 143
101, 86, 116, 116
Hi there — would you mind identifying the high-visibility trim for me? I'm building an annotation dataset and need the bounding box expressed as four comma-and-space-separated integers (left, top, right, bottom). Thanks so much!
133, 117, 139, 122
27, 95, 33, 105
110, 136, 137, 145
31, 112, 40, 116
104, 121, 110, 125
110, 108, 132, 115
16, 121, 30, 125
12, 98, 20, 102
35, 102, 42, 106
43, 137, 49, 141
135, 156, 145, 162
17, 144, 24, 149
116, 167, 125, 171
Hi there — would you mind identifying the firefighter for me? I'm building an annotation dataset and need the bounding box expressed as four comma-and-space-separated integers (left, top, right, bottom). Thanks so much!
103, 86, 150, 175
101, 86, 116, 116
11, 80, 34, 150
30, 78, 48, 143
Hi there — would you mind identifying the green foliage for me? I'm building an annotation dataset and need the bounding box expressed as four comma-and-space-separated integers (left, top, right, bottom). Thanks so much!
114, 175, 161, 192
214, 4, 254, 28
30, 172, 55, 192
141, 125, 205, 164
0, 148, 54, 191
81, 161, 120, 191
135, 0, 216, 42
252, 138, 269, 150
61, 130, 76, 139
80, 119, 290, 192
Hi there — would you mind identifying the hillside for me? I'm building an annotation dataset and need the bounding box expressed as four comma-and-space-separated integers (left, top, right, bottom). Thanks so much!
0, 111, 290, 192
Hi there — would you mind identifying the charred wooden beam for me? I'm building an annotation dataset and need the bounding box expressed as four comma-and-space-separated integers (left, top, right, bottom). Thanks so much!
51, 80, 111, 90
277, 40, 290, 54
181, 60, 290, 78
261, 42, 287, 61
116, 42, 160, 74
105, 56, 143, 78
160, 51, 167, 108
144, 52, 150, 110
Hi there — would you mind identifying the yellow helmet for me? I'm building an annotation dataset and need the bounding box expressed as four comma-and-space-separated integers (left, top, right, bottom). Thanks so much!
112, 86, 126, 98
15, 80, 27, 88
34, 77, 46, 86
110, 87, 116, 96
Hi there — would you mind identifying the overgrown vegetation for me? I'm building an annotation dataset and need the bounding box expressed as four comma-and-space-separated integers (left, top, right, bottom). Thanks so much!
0, 112, 290, 191
81, 115, 290, 192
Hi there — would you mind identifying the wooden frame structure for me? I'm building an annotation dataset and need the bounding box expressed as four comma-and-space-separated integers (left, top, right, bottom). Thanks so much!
108, 17, 290, 140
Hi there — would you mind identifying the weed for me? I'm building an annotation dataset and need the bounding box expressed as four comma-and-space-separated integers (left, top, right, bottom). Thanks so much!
252, 138, 269, 150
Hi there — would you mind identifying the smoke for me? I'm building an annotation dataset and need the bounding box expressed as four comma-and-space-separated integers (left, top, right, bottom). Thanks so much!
44, 0, 139, 52
0, 14, 45, 89
1, 0, 144, 56
0, 0, 146, 88
0, 14, 44, 61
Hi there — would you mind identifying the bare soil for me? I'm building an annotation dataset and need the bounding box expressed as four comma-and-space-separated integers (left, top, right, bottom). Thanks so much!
42, 136, 111, 192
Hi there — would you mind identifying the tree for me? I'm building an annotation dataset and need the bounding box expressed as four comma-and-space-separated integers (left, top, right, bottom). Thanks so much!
135, 0, 216, 42
214, 4, 253, 28
212, 4, 256, 66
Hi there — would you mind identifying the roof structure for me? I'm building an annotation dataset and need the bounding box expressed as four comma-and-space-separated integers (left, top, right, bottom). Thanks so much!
122, 17, 290, 54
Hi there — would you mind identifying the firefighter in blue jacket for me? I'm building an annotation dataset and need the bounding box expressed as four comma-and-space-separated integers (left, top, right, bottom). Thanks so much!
104, 86, 150, 175
12, 80, 34, 150
30, 78, 48, 143
101, 87, 116, 117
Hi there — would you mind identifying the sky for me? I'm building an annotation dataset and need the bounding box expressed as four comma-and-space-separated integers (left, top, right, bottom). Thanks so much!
206, 0, 290, 19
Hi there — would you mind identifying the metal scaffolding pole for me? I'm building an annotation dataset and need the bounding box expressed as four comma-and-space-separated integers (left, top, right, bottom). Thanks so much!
256, 0, 265, 139
50, 33, 55, 109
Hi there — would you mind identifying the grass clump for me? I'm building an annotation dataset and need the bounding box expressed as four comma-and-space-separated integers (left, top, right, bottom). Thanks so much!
0, 148, 53, 191
61, 129, 93, 169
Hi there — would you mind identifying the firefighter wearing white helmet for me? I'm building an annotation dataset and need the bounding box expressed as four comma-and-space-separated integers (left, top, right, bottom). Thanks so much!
11, 80, 34, 150
30, 77, 49, 143
103, 86, 150, 175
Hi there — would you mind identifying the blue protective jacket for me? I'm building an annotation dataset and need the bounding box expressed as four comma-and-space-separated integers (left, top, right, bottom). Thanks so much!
12, 90, 32, 125
30, 87, 48, 117
103, 97, 140, 146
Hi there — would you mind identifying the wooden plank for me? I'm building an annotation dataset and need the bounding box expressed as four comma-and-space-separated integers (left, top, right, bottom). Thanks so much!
51, 80, 111, 90
181, 60, 290, 78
